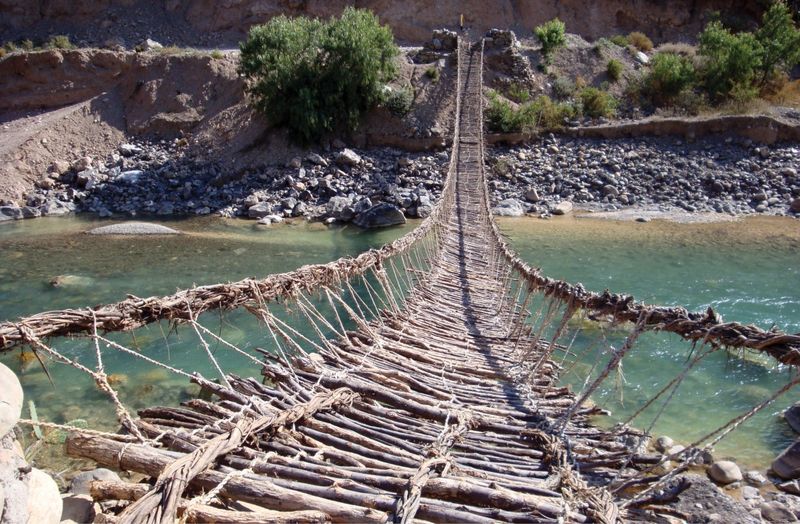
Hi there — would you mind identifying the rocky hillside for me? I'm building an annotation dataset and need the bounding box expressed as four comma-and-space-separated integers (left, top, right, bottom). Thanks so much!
0, 0, 765, 47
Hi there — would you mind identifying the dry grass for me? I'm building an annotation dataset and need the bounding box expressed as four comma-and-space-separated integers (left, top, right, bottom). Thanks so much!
655, 42, 696, 57
764, 79, 800, 108
627, 32, 653, 53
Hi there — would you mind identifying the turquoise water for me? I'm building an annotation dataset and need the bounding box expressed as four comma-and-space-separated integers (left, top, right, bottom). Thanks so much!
1, 215, 798, 470
501, 216, 800, 468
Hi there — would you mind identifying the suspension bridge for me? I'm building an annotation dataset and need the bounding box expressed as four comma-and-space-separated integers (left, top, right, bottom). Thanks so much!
1, 40, 798, 523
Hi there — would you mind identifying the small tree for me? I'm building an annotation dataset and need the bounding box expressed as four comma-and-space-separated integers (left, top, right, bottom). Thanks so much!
698, 21, 762, 101
240, 8, 398, 144
646, 52, 696, 106
535, 18, 566, 62
755, 0, 800, 85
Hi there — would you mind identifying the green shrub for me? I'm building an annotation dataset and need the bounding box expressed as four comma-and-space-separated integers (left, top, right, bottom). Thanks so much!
606, 59, 623, 82
424, 66, 440, 82
610, 34, 629, 47
46, 35, 74, 49
646, 52, 696, 105
21, 39, 34, 51
383, 86, 413, 116
3, 41, 17, 52
755, 0, 800, 86
628, 31, 653, 52
535, 18, 566, 61
551, 76, 576, 99
507, 82, 531, 103
240, 8, 398, 144
210, 49, 224, 59
699, 21, 761, 101
578, 87, 617, 118
485, 91, 573, 133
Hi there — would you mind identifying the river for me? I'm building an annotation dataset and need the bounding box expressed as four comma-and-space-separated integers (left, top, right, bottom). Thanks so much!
0, 214, 797, 470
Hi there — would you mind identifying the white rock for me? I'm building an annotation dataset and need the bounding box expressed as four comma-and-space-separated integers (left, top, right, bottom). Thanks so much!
0, 363, 23, 438
335, 148, 362, 167
552, 201, 574, 215
654, 436, 674, 453
0, 483, 4, 521
119, 143, 142, 156
635, 51, 649, 64
708, 460, 743, 484
26, 468, 62, 524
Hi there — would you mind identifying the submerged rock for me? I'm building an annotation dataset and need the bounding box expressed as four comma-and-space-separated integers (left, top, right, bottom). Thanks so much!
784, 402, 800, 434
354, 203, 406, 229
87, 222, 181, 235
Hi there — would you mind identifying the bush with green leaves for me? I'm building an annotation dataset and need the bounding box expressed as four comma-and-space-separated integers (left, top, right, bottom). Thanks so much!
239, 8, 398, 144
46, 35, 74, 49
485, 91, 573, 133
755, 0, 800, 86
578, 87, 617, 118
507, 82, 531, 103
424, 66, 440, 82
383, 86, 413, 117
606, 59, 623, 82
551, 76, 576, 100
609, 35, 629, 47
698, 21, 761, 101
645, 52, 696, 106
535, 18, 566, 61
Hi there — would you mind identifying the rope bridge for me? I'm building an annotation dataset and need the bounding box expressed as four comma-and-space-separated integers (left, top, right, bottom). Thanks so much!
2, 40, 799, 523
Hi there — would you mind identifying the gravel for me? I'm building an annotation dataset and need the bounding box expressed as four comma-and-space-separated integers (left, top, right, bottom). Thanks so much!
7, 134, 800, 226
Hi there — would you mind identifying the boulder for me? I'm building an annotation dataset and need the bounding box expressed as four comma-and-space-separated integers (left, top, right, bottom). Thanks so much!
785, 402, 800, 433
654, 436, 674, 453
288, 157, 302, 169
70, 468, 121, 495
552, 201, 574, 215
247, 202, 272, 219
524, 188, 540, 202
305, 153, 328, 167
708, 460, 743, 484
760, 501, 797, 523
0, 363, 23, 438
493, 199, 525, 217
335, 148, 362, 167
635, 51, 649, 64
0, 483, 4, 521
40, 200, 75, 216
72, 156, 93, 172
772, 441, 800, 480
790, 198, 800, 214
416, 203, 433, 218
87, 222, 181, 235
61, 493, 95, 524
116, 170, 143, 184
326, 196, 353, 218
26, 468, 62, 524
353, 203, 406, 229
140, 38, 163, 51
50, 160, 71, 175
777, 479, 800, 495
257, 215, 283, 225
118, 143, 142, 156
0, 205, 23, 221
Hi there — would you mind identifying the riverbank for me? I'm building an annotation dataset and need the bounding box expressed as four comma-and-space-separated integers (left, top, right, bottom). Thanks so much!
2, 134, 798, 227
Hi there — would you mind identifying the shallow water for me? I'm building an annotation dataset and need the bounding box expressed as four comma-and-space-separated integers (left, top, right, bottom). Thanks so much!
500, 215, 800, 468
1, 214, 798, 470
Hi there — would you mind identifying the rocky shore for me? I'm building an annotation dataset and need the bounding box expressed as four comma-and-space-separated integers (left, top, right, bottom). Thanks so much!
488, 135, 800, 219
1, 134, 799, 227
